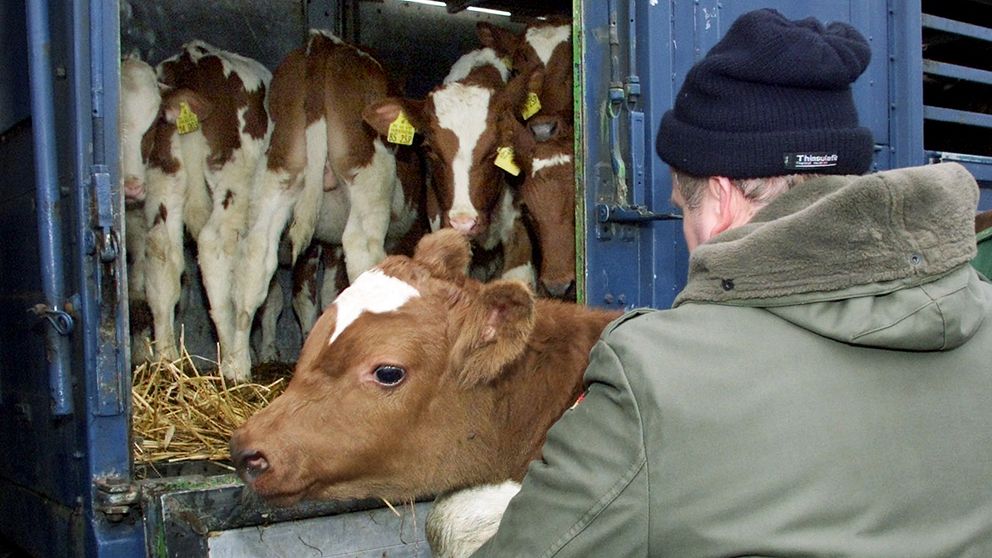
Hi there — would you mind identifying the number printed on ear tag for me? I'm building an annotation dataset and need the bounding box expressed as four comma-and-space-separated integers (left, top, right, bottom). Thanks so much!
387, 112, 416, 146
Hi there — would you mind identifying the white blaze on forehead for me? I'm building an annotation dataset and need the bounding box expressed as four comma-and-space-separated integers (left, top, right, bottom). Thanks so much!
433, 84, 493, 219
328, 269, 420, 345
525, 25, 570, 67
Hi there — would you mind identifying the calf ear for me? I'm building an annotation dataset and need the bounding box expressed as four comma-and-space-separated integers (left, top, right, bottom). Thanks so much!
363, 98, 427, 137
477, 22, 520, 57
414, 230, 472, 280
452, 280, 535, 387
161, 88, 213, 122
497, 70, 533, 116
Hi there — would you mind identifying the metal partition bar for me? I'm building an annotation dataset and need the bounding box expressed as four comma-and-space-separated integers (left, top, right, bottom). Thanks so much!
923, 60, 992, 86
26, 0, 73, 417
922, 14, 992, 41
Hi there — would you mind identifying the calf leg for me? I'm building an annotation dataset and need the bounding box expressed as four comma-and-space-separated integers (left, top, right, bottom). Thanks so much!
199, 158, 254, 380
255, 276, 284, 363
500, 214, 536, 289
143, 168, 187, 361
286, 119, 327, 264
291, 242, 322, 341
125, 205, 154, 364
319, 244, 347, 314
230, 171, 302, 382
340, 139, 396, 281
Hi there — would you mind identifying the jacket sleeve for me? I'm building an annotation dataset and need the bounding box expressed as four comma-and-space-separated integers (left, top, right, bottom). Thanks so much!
470, 338, 649, 558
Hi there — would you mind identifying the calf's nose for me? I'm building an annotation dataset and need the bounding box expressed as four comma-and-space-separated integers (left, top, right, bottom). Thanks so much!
529, 120, 558, 142
232, 447, 271, 483
448, 215, 477, 235
123, 176, 146, 201
541, 278, 576, 299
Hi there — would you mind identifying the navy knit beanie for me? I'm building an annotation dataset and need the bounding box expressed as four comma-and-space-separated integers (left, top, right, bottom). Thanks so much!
656, 9, 874, 178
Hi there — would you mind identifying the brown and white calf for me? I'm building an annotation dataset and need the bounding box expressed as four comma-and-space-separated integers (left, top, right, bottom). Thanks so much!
230, 229, 619, 507
363, 47, 535, 286
500, 92, 576, 299
480, 20, 578, 298
228, 30, 426, 382
478, 18, 573, 143
119, 54, 160, 362
120, 43, 272, 372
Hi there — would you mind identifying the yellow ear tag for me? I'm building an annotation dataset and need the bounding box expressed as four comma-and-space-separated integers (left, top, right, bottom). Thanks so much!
501, 57, 513, 71
387, 111, 416, 146
495, 146, 521, 176
176, 101, 200, 135
521, 92, 542, 120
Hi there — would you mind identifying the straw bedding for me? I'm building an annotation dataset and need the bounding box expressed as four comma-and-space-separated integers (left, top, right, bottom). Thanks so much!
131, 340, 292, 465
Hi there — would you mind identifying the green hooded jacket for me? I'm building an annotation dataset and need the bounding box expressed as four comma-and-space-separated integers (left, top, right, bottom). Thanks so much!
472, 163, 992, 558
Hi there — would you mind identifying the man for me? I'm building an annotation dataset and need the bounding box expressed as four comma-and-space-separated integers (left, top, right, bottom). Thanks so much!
467, 8, 992, 557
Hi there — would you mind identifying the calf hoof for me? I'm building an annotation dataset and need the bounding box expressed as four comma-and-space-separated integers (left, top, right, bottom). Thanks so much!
221, 354, 253, 383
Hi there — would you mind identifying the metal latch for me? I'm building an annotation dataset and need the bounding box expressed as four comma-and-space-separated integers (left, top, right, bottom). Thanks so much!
90, 164, 119, 263
95, 477, 140, 522
596, 204, 683, 224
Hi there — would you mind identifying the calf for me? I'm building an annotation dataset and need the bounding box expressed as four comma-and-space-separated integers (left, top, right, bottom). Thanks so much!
119, 55, 161, 362
501, 95, 576, 299
228, 30, 427, 382
230, 229, 620, 506
482, 21, 578, 297
124, 42, 271, 373
362, 48, 535, 286
478, 18, 573, 142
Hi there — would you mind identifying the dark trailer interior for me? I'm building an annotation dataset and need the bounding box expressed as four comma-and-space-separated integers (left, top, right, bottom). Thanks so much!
0, 0, 990, 556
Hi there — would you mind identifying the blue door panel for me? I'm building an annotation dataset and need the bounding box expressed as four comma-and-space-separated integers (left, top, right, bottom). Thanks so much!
583, 0, 907, 310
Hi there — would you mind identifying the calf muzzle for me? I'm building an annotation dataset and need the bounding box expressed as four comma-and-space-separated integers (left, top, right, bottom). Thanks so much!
231, 444, 270, 483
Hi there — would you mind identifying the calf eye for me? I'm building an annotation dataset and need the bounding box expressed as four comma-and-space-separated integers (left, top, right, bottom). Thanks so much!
373, 365, 405, 386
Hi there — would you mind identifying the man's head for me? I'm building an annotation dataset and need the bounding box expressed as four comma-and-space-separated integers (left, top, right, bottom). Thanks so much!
657, 9, 873, 250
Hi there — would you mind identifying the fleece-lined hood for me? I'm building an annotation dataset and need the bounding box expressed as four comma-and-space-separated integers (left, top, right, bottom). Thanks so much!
674, 163, 990, 350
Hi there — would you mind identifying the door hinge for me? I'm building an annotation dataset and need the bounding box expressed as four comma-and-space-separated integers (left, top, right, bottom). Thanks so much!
95, 477, 140, 522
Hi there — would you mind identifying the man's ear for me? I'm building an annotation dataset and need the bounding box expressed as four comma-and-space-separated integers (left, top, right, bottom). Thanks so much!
450, 280, 535, 387
709, 176, 740, 238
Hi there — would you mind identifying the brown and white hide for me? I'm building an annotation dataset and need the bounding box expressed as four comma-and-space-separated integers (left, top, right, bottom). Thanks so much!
501, 96, 576, 299
119, 54, 161, 363
229, 30, 426, 382
126, 42, 271, 376
362, 48, 535, 286
230, 229, 620, 508
478, 18, 573, 143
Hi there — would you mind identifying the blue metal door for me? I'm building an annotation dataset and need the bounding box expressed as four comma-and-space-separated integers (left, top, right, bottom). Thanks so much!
0, 1, 142, 556
576, 0, 957, 310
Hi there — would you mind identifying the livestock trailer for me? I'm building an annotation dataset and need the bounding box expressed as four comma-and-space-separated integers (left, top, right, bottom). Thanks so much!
1, 0, 990, 556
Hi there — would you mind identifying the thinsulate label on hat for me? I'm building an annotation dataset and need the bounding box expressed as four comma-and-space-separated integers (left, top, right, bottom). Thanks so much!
784, 152, 839, 170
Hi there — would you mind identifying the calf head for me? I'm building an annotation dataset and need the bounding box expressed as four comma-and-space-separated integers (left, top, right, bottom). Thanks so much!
500, 89, 576, 299
230, 229, 540, 505
478, 19, 573, 142
119, 55, 162, 202
362, 49, 528, 243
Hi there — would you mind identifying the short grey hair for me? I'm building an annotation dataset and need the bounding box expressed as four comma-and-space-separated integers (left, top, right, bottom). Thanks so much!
672, 169, 819, 212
